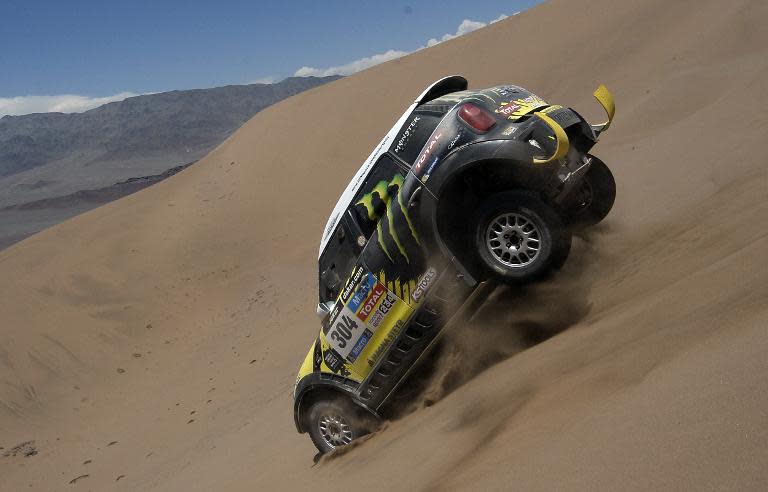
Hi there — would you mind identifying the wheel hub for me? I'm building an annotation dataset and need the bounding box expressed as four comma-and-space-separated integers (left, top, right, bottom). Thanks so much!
485, 213, 541, 268
318, 413, 353, 448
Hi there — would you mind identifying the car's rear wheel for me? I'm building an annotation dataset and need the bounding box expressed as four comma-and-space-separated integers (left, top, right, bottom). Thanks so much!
473, 191, 571, 282
564, 155, 615, 228
307, 398, 371, 454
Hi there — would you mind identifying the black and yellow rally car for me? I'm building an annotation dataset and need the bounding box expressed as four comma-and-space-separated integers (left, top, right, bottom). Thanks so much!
295, 76, 616, 453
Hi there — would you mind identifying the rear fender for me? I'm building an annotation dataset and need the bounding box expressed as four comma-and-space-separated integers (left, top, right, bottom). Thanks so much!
420, 139, 550, 200
411, 140, 559, 280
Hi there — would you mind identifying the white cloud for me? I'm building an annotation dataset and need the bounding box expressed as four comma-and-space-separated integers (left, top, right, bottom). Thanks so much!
295, 49, 410, 77
426, 19, 487, 47
249, 76, 276, 84
0, 92, 139, 117
295, 13, 518, 78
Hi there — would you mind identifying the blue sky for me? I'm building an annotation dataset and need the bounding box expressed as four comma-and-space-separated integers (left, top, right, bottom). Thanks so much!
0, 0, 541, 115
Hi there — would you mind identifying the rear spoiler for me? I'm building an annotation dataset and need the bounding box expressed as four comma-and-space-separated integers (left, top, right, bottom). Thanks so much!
591, 84, 615, 136
415, 75, 468, 104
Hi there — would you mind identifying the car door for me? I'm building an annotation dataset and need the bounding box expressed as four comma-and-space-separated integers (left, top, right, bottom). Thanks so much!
316, 153, 425, 381
317, 153, 409, 305
352, 153, 429, 304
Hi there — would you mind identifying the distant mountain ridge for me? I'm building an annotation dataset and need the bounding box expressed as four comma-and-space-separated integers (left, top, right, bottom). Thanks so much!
0, 75, 340, 249
1, 162, 193, 212
0, 75, 340, 206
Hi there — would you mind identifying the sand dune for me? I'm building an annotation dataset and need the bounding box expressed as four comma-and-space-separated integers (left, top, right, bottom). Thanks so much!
1, 0, 767, 489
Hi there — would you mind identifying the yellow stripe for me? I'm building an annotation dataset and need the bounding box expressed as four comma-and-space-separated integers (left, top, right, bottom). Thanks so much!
356, 180, 390, 220
396, 185, 420, 245
593, 84, 615, 132
532, 112, 569, 165
376, 222, 393, 262
385, 199, 410, 263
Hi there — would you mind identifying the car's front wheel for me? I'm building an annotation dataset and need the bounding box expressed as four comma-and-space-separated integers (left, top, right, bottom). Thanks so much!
306, 398, 372, 454
473, 191, 571, 283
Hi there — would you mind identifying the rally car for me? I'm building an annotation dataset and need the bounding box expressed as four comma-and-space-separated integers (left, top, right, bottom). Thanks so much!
294, 75, 616, 453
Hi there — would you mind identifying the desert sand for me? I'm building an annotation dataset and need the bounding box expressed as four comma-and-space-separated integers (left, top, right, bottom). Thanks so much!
1, 0, 767, 490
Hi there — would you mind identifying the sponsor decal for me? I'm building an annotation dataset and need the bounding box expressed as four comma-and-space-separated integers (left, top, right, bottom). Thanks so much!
521, 95, 544, 104
421, 156, 440, 183
323, 212, 339, 240
323, 348, 344, 372
348, 273, 376, 312
501, 125, 518, 136
490, 86, 521, 97
413, 131, 443, 174
340, 265, 365, 304
326, 305, 369, 360
411, 267, 438, 302
323, 300, 344, 335
368, 291, 397, 329
394, 116, 420, 153
355, 172, 420, 265
347, 329, 374, 363
496, 102, 522, 117
313, 340, 323, 369
496, 94, 548, 120
540, 105, 579, 128
447, 132, 461, 150
357, 283, 387, 322
541, 104, 562, 114
367, 320, 405, 366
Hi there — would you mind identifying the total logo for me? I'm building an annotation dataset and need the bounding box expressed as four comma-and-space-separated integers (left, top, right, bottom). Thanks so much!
356, 283, 387, 322
496, 102, 522, 117
414, 132, 443, 173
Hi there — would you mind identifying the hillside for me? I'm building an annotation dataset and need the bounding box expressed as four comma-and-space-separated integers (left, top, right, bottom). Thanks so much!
0, 163, 192, 250
0, 76, 339, 207
0, 0, 766, 490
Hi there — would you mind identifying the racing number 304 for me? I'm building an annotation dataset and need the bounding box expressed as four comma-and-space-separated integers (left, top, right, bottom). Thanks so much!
330, 315, 358, 349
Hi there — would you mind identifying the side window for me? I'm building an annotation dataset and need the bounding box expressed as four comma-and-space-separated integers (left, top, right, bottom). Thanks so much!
349, 153, 406, 238
390, 111, 443, 166
318, 217, 359, 304
318, 154, 408, 304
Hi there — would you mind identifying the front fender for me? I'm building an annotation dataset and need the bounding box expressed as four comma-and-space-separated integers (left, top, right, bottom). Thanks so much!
293, 373, 363, 433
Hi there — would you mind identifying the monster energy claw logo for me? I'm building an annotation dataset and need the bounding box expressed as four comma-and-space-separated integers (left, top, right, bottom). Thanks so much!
355, 174, 420, 264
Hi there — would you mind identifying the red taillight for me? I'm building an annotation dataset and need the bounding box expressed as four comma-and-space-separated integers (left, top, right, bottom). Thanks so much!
457, 103, 496, 132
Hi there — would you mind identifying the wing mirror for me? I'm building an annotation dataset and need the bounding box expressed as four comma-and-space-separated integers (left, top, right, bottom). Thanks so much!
316, 301, 335, 320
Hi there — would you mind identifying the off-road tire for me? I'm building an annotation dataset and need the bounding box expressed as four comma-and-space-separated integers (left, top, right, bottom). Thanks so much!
473, 191, 571, 283
565, 156, 615, 228
307, 398, 372, 454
